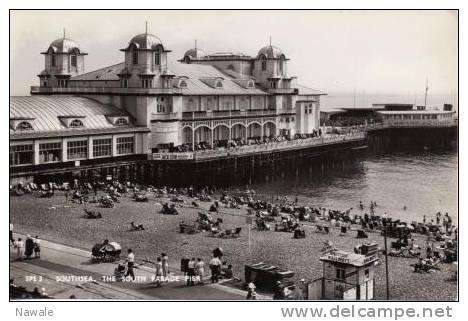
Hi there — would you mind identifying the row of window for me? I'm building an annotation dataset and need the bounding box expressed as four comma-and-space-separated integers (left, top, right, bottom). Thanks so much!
185, 97, 264, 110
13, 118, 128, 132
10, 136, 135, 166
383, 114, 439, 120
280, 117, 295, 123
305, 103, 316, 114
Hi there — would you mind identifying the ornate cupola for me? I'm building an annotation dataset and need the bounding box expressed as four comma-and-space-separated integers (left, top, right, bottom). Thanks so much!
253, 38, 289, 88
119, 23, 171, 88
39, 30, 87, 87
180, 40, 207, 63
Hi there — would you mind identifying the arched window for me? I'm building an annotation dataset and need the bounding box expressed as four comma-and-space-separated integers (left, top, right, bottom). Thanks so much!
132, 50, 139, 65
247, 80, 255, 88
154, 50, 161, 65
115, 118, 128, 126
227, 64, 235, 71
71, 55, 77, 67
51, 54, 56, 67
184, 56, 190, 64
179, 80, 187, 88
261, 55, 267, 71
69, 119, 84, 128
216, 80, 223, 88
16, 121, 33, 131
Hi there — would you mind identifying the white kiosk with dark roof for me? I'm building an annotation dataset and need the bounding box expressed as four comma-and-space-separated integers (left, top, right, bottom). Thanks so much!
308, 244, 379, 300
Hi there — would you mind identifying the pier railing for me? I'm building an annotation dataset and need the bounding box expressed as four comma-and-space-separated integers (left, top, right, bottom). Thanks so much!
366, 119, 458, 129
149, 132, 366, 161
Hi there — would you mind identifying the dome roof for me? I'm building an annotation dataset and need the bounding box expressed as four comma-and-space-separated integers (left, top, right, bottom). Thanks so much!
257, 45, 285, 59
47, 37, 82, 53
183, 48, 207, 59
126, 33, 164, 50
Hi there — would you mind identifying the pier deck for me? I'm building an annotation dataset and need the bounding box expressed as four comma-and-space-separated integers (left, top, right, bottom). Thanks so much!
150, 132, 366, 162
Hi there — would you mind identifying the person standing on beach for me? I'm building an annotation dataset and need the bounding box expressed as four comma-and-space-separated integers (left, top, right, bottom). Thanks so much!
124, 249, 135, 281
64, 189, 69, 204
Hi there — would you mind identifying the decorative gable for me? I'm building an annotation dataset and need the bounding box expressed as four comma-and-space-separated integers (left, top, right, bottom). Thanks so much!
58, 116, 86, 128
199, 77, 224, 89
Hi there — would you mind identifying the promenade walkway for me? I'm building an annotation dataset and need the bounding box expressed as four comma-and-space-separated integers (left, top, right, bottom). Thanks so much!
10, 233, 270, 300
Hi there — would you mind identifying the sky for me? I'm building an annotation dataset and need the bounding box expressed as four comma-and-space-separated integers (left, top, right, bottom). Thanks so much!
10, 10, 458, 96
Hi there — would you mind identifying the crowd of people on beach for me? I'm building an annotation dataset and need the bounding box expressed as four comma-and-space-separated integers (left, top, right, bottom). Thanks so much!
10, 177, 458, 299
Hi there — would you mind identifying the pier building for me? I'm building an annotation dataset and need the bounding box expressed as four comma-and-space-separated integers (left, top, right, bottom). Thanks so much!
11, 29, 328, 183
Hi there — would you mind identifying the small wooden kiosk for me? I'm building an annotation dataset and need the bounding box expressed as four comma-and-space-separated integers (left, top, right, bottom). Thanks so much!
308, 243, 379, 300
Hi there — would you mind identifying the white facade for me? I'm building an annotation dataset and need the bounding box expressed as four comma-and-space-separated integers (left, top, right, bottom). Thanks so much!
31, 31, 325, 152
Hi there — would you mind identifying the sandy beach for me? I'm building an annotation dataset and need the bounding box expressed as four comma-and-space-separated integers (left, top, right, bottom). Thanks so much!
9, 191, 457, 300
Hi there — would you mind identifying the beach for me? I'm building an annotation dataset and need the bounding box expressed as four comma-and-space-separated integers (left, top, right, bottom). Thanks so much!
9, 190, 457, 300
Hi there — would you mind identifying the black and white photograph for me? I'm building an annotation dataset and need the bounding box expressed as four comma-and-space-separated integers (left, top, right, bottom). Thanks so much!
8, 9, 458, 306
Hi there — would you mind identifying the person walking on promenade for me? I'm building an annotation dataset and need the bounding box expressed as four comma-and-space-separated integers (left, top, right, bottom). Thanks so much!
34, 236, 41, 258
14, 238, 24, 261
187, 257, 196, 286
161, 253, 169, 282
273, 280, 285, 300
209, 255, 221, 283
154, 257, 163, 287
196, 258, 205, 285
64, 189, 69, 204
124, 249, 135, 281
24, 235, 34, 260
246, 282, 257, 300
9, 221, 14, 245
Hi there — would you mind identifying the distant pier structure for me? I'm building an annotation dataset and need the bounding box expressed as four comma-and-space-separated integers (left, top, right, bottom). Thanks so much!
321, 102, 458, 152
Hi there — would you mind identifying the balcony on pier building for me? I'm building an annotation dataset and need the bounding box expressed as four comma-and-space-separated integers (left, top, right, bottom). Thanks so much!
181, 109, 277, 120
30, 86, 182, 96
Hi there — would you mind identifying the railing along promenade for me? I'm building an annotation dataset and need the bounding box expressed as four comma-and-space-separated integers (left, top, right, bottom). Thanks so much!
150, 132, 366, 161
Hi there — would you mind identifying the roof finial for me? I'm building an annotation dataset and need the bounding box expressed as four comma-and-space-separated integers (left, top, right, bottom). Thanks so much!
145, 21, 148, 34
269, 36, 272, 47
63, 28, 66, 39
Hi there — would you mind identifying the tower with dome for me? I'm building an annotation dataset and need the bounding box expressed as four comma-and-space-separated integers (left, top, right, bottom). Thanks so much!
38, 31, 87, 88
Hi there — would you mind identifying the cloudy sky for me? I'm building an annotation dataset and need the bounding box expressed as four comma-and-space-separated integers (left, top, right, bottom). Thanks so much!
10, 10, 458, 96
